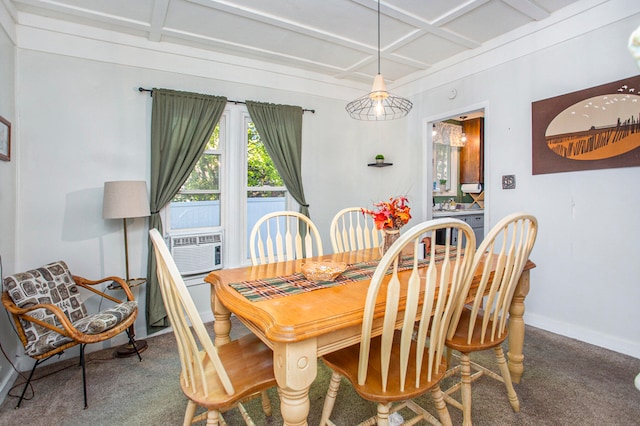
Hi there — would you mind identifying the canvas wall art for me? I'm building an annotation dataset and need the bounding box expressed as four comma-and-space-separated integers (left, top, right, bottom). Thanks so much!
532, 75, 640, 175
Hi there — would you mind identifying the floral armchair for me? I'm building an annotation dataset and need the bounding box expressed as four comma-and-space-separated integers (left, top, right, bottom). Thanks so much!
2, 260, 141, 408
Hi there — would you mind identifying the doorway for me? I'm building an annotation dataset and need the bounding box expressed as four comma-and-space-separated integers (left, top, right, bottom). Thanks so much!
424, 107, 485, 219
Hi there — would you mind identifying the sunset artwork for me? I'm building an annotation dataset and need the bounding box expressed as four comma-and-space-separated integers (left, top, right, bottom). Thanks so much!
532, 75, 640, 174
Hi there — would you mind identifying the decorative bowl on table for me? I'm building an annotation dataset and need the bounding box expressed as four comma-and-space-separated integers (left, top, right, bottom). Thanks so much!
301, 261, 347, 282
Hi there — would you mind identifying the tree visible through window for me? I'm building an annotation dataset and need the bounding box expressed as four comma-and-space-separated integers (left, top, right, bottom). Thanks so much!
247, 122, 283, 196
170, 126, 221, 229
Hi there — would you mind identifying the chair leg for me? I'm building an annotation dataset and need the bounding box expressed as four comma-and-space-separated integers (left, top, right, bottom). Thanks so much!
375, 402, 391, 426
459, 352, 473, 426
494, 346, 520, 412
261, 390, 272, 417
206, 408, 221, 425
319, 371, 342, 426
125, 329, 144, 362
15, 358, 42, 408
183, 400, 198, 426
431, 385, 453, 426
80, 344, 88, 409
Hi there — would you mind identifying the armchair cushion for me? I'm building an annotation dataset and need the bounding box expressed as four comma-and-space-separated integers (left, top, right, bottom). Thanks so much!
23, 301, 137, 356
3, 261, 137, 356
73, 301, 137, 335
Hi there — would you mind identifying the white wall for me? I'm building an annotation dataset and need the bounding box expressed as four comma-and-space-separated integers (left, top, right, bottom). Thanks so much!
0, 0, 17, 402
407, 1, 640, 358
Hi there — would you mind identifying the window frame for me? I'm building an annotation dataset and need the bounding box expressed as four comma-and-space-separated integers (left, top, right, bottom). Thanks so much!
161, 105, 292, 271
433, 141, 459, 198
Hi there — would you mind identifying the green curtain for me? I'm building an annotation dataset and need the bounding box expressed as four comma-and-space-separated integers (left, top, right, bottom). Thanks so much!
146, 88, 227, 334
245, 101, 309, 217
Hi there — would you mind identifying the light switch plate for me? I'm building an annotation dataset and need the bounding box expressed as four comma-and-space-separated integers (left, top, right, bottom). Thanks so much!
502, 174, 516, 189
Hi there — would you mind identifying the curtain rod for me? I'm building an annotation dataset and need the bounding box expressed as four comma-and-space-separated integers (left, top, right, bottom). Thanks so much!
138, 87, 315, 113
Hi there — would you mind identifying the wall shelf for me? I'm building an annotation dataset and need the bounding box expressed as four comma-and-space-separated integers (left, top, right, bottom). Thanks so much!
368, 162, 393, 167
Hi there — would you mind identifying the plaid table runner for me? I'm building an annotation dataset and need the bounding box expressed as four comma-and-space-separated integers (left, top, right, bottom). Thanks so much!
230, 247, 458, 302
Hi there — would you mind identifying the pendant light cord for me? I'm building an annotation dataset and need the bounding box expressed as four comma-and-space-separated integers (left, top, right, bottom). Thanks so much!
377, 0, 381, 75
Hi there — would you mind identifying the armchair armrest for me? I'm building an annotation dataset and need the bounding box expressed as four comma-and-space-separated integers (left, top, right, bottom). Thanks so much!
73, 275, 135, 302
2, 291, 76, 338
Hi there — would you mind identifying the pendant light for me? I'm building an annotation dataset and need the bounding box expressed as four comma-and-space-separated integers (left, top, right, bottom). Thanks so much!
346, 0, 413, 120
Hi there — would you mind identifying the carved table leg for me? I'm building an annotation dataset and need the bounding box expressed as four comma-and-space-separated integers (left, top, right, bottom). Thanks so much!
507, 270, 530, 384
211, 289, 231, 346
274, 340, 318, 426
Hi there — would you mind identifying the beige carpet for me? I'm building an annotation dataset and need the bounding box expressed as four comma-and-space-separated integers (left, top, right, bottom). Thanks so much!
0, 317, 638, 425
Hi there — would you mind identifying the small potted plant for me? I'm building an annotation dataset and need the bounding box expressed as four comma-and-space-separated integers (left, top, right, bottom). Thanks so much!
375, 154, 385, 164
439, 179, 447, 191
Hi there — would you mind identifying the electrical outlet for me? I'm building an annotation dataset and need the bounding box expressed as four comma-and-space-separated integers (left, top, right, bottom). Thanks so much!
502, 175, 516, 189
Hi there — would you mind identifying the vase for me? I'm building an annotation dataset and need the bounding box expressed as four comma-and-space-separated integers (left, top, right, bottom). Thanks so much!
380, 229, 400, 256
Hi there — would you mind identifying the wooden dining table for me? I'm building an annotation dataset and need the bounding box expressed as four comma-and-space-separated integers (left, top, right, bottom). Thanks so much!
205, 248, 535, 426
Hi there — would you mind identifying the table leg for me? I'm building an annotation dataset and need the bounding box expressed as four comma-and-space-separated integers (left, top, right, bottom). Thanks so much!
211, 290, 231, 346
273, 340, 317, 426
507, 270, 530, 384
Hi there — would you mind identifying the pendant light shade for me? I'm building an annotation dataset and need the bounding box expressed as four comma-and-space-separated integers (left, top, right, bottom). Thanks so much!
346, 0, 412, 120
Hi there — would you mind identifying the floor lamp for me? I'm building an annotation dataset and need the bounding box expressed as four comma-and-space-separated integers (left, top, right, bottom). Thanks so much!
103, 180, 150, 357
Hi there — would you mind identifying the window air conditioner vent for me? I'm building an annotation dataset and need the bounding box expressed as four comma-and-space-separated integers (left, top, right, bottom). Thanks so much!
169, 232, 223, 275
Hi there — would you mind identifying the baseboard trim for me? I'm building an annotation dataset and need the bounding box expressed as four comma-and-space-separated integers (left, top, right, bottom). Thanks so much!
526, 313, 640, 359
0, 369, 18, 407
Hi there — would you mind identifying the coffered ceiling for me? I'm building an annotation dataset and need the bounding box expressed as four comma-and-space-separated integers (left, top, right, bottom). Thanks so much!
6, 0, 584, 85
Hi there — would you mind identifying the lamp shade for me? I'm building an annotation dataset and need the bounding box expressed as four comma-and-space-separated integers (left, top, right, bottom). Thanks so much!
103, 181, 150, 219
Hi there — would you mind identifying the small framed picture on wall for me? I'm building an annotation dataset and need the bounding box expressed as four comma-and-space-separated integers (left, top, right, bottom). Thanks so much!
0, 115, 10, 161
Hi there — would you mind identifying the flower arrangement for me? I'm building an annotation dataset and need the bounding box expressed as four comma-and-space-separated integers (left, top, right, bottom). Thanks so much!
362, 196, 411, 230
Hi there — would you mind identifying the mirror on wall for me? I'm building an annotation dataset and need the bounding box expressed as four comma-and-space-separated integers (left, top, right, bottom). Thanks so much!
431, 109, 484, 200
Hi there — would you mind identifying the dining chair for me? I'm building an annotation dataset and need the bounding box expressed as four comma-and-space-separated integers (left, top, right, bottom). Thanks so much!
443, 212, 538, 426
249, 210, 323, 265
330, 207, 382, 253
149, 229, 277, 425
2, 260, 141, 408
319, 218, 477, 426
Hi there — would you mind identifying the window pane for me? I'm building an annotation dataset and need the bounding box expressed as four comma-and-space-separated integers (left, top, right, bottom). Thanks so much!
170, 194, 221, 229
246, 191, 286, 254
247, 122, 284, 188
180, 153, 220, 191
245, 121, 287, 258
205, 126, 219, 150
434, 143, 451, 191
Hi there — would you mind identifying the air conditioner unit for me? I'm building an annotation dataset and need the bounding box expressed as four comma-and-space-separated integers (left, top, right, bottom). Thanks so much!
169, 232, 222, 275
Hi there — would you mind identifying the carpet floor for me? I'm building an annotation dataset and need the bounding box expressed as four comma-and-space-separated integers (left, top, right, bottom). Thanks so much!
0, 317, 638, 425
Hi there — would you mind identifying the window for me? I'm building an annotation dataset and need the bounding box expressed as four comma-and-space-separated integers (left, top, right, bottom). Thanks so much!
170, 120, 222, 230
245, 119, 287, 254
432, 122, 460, 197
163, 106, 289, 270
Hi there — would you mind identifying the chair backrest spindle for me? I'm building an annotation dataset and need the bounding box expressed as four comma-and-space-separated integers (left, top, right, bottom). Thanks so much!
330, 207, 382, 253
250, 211, 323, 265
357, 218, 476, 392
448, 213, 538, 345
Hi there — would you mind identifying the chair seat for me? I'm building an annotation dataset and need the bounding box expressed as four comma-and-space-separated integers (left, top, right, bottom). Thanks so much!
445, 307, 508, 353
180, 332, 276, 410
24, 301, 137, 356
322, 331, 448, 403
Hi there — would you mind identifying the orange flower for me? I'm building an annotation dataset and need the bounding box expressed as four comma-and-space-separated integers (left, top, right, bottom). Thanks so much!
361, 196, 411, 230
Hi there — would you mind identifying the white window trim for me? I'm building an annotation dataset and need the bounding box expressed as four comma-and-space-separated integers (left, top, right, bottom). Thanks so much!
161, 105, 293, 270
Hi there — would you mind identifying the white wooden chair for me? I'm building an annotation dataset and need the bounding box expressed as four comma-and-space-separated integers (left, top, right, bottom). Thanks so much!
443, 213, 538, 426
249, 211, 323, 265
330, 207, 382, 253
149, 229, 276, 425
320, 218, 477, 426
